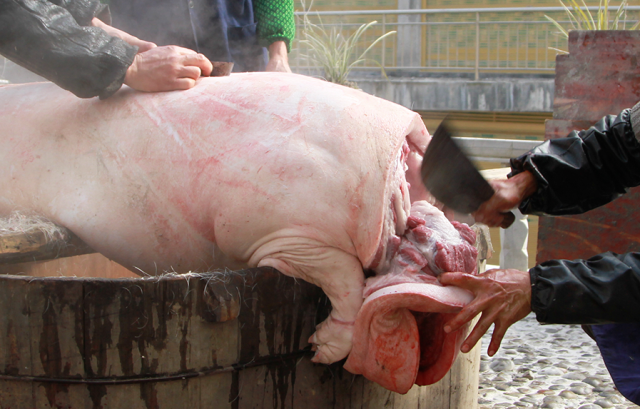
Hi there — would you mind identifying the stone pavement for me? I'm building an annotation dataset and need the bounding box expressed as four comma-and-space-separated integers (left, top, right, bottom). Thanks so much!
477, 314, 639, 409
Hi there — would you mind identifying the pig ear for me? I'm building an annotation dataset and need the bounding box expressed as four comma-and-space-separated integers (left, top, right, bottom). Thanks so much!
414, 316, 468, 386
344, 305, 420, 394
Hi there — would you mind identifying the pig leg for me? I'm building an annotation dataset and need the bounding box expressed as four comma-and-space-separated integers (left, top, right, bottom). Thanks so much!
258, 248, 365, 364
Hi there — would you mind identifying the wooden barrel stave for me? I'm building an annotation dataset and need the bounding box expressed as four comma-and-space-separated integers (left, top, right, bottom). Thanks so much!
0, 225, 485, 408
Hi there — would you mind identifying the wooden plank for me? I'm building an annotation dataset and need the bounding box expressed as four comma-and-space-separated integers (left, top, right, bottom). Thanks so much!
78, 383, 153, 409
0, 380, 35, 409
0, 276, 37, 408
0, 263, 481, 408
448, 339, 480, 409
26, 277, 89, 408
0, 253, 137, 278
0, 277, 33, 376
0, 224, 94, 265
190, 373, 234, 409
171, 274, 239, 370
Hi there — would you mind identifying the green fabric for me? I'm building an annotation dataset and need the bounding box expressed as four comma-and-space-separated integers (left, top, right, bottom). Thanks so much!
254, 0, 295, 52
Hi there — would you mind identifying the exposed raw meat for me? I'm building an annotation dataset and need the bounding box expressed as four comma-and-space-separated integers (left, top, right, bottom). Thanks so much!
0, 73, 477, 390
344, 201, 478, 394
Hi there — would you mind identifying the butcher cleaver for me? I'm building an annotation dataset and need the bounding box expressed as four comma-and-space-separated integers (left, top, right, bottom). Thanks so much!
421, 121, 515, 228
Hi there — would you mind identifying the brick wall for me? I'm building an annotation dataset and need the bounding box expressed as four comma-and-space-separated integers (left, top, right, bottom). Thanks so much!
538, 30, 640, 262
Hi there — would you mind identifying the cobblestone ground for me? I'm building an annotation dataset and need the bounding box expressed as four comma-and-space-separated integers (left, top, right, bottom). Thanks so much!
478, 314, 639, 409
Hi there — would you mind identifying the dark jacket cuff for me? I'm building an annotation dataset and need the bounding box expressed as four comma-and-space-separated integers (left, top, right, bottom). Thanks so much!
530, 252, 640, 324
510, 108, 640, 215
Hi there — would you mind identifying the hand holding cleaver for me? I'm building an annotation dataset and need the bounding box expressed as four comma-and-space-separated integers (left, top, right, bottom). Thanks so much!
420, 120, 515, 229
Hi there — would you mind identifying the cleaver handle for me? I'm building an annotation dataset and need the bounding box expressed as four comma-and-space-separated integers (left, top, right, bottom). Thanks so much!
500, 211, 516, 229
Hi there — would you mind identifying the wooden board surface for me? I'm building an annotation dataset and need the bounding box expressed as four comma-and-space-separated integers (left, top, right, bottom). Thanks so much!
0, 225, 94, 265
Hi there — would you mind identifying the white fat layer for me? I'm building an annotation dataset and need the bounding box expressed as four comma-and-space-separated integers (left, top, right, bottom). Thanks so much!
377, 143, 412, 272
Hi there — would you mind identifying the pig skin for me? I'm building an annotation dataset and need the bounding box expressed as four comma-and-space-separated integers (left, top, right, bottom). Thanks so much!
0, 73, 429, 366
343, 283, 473, 394
0, 73, 478, 387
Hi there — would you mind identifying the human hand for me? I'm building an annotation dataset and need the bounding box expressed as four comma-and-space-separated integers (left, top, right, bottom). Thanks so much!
473, 171, 537, 227
266, 41, 292, 73
438, 268, 532, 356
124, 46, 214, 92
91, 18, 156, 53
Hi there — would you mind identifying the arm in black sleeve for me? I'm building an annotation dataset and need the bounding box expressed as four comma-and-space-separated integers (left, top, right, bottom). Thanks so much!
0, 0, 137, 99
510, 104, 640, 215
530, 252, 640, 324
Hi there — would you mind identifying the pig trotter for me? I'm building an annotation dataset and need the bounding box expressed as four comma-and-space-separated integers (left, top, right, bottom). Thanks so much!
309, 313, 355, 364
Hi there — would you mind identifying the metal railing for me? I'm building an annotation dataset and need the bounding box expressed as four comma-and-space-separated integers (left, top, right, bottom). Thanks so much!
292, 6, 640, 80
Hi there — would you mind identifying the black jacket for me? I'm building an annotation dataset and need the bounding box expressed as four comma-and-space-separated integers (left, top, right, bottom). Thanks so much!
510, 106, 640, 324
0, 0, 137, 98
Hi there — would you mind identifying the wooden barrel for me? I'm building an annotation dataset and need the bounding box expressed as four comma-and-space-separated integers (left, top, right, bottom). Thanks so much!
0, 226, 483, 409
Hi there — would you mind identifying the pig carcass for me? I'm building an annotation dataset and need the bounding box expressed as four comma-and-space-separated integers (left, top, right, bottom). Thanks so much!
0, 72, 476, 392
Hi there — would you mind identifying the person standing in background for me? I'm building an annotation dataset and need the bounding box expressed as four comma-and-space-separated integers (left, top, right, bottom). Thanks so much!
108, 0, 295, 73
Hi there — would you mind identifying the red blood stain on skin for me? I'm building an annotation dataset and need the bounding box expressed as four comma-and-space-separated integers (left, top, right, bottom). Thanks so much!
18, 151, 37, 166
344, 175, 369, 256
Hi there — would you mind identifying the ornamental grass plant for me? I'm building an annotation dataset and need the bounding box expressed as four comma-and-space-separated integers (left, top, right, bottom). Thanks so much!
545, 0, 640, 53
299, 2, 396, 87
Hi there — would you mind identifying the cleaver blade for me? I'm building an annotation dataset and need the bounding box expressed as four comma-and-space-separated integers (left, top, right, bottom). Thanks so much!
420, 120, 515, 227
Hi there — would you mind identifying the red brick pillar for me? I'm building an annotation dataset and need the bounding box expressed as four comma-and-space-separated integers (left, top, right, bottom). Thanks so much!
539, 30, 640, 262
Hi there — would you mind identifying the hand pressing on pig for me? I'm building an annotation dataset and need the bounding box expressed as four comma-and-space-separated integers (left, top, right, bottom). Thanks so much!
438, 268, 531, 357
92, 18, 213, 92
124, 46, 214, 92
92, 17, 213, 92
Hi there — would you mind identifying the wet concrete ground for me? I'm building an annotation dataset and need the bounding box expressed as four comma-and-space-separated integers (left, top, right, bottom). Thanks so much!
478, 314, 639, 409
